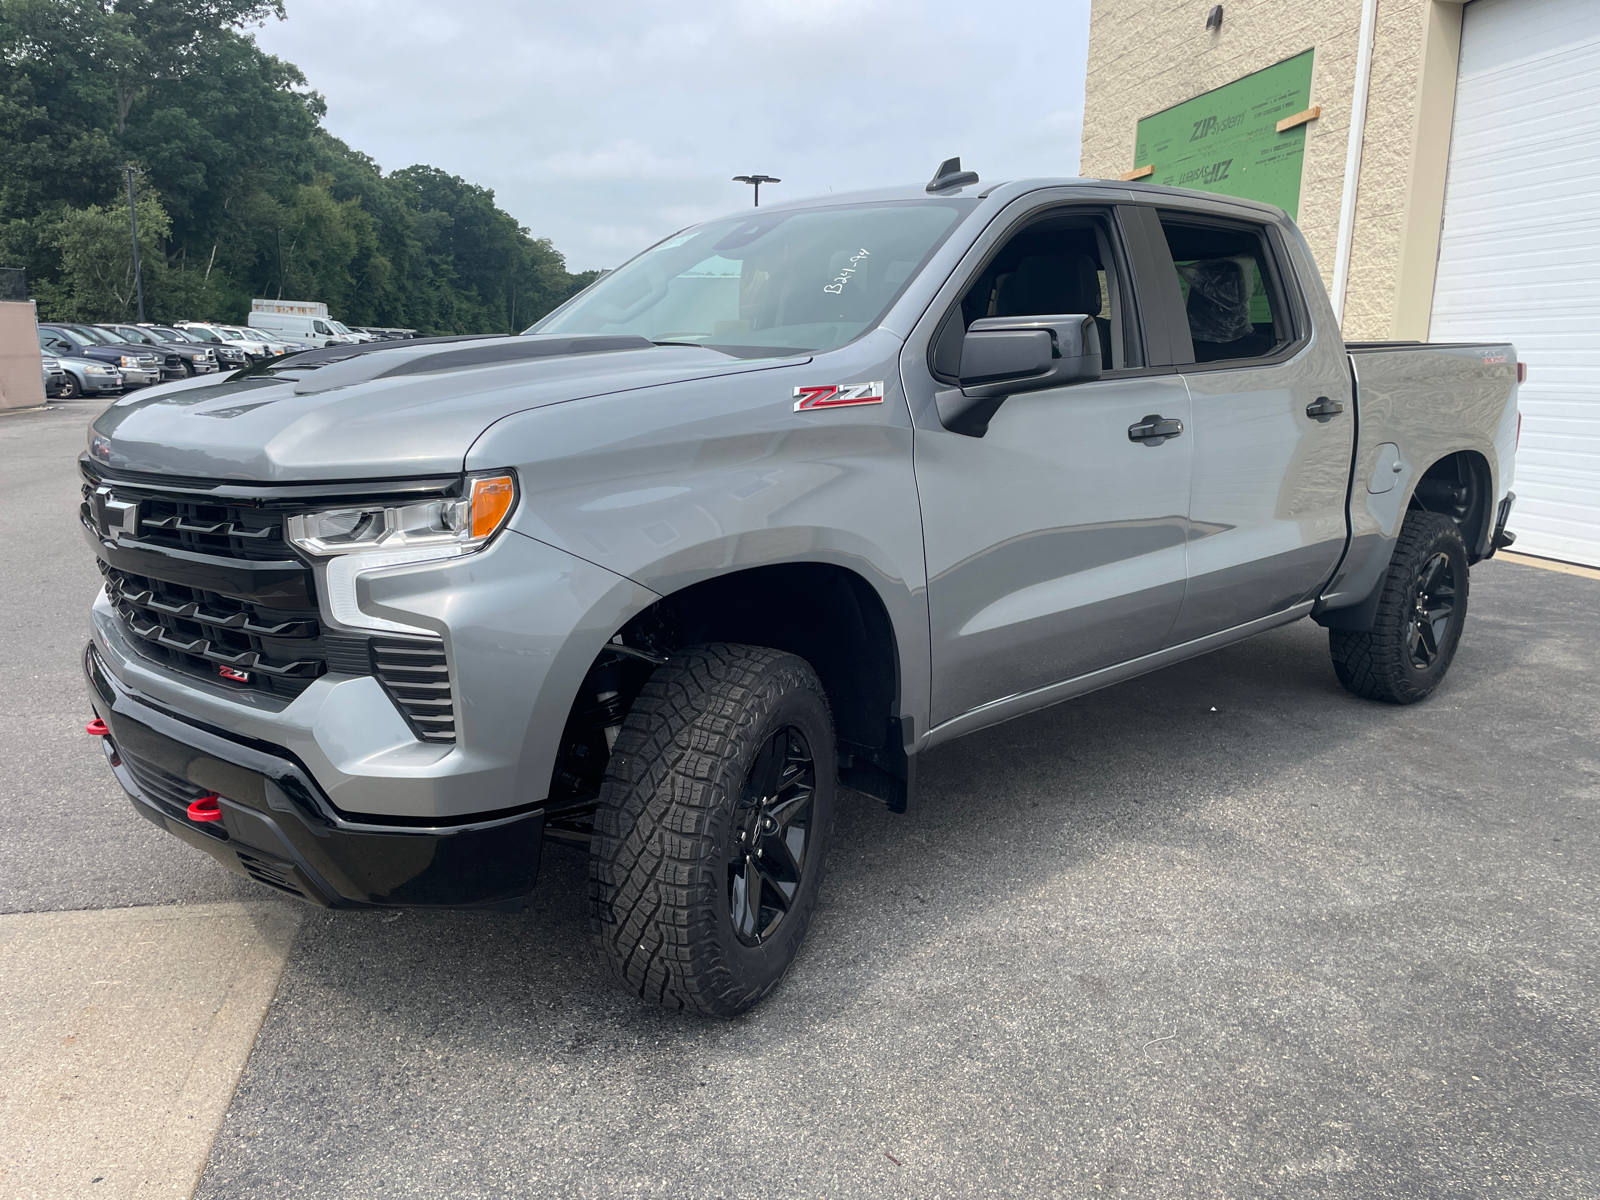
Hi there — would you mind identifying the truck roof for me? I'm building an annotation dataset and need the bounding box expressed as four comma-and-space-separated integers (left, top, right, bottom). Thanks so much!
748, 177, 1290, 224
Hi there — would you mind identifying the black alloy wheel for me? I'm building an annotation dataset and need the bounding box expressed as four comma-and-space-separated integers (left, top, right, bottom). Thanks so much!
590, 643, 836, 1017
728, 725, 816, 946
1406, 551, 1456, 669
1329, 510, 1470, 704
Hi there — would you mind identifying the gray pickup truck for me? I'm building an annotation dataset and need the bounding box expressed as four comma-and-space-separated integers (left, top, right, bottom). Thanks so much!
80, 162, 1520, 1016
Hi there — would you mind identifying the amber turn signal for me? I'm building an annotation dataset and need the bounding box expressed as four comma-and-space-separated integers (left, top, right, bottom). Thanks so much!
469, 474, 516, 540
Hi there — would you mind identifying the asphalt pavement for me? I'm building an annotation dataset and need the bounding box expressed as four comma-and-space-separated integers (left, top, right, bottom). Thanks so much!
3, 398, 1596, 1198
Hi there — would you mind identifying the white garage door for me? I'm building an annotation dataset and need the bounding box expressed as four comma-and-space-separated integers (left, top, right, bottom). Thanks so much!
1430, 0, 1600, 567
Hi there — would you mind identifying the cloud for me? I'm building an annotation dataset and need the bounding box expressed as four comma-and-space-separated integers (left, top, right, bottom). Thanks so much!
255, 0, 1090, 270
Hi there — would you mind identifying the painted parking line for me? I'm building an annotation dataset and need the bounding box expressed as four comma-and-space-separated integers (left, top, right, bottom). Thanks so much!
1497, 551, 1600, 581
0, 902, 301, 1200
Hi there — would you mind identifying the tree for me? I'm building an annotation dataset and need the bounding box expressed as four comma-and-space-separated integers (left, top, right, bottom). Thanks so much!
0, 0, 590, 332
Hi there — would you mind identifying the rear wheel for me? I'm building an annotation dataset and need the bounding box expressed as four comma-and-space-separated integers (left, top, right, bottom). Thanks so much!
589, 643, 835, 1017
1329, 511, 1470, 704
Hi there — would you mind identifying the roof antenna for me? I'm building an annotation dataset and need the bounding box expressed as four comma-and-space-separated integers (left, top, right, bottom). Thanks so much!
926, 156, 979, 194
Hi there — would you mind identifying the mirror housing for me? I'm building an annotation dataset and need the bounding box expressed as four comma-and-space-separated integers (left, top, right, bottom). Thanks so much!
936, 315, 1102, 437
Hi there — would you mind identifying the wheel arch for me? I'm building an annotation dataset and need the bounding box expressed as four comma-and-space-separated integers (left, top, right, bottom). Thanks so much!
547, 560, 914, 821
1408, 448, 1494, 562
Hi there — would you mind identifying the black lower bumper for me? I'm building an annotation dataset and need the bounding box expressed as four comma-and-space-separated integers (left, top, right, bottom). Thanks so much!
84, 643, 543, 909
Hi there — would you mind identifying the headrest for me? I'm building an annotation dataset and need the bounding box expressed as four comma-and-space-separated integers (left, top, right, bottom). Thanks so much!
993, 254, 1102, 318
1178, 257, 1256, 343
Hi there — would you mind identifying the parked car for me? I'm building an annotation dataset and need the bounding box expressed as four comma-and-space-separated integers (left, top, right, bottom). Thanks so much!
42, 354, 68, 398
217, 325, 292, 358
40, 349, 121, 398
100, 324, 218, 376
37, 324, 158, 388
177, 322, 275, 362
146, 324, 250, 370
79, 170, 1520, 1016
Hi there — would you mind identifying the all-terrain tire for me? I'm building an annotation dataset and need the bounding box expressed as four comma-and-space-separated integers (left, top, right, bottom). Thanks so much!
589, 643, 836, 1017
1329, 510, 1470, 704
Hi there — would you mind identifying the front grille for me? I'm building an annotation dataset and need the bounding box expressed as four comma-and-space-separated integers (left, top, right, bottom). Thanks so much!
371, 638, 457, 743
84, 466, 458, 741
99, 490, 294, 562
102, 562, 327, 699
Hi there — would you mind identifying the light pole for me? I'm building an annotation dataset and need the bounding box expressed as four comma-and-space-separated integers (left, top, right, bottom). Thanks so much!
275, 226, 285, 299
123, 166, 146, 322
732, 174, 780, 207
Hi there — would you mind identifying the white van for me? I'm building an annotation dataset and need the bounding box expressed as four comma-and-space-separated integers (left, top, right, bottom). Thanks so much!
247, 312, 357, 346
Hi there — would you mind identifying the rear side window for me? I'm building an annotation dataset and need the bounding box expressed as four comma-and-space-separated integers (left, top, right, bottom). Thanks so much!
1154, 215, 1295, 364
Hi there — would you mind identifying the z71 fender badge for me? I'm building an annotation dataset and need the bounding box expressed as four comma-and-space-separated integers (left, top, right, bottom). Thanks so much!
793, 381, 885, 411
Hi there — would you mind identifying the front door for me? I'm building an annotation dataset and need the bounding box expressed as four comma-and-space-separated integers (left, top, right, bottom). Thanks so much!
904, 205, 1194, 731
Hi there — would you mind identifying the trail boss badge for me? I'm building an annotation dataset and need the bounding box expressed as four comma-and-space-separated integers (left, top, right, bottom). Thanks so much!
792, 381, 885, 412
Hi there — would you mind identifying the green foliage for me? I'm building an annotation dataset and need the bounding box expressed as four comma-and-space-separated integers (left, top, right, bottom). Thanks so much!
0, 0, 588, 332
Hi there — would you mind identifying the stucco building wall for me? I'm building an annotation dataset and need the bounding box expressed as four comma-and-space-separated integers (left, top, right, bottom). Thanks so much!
0, 301, 45, 411
1081, 0, 1464, 341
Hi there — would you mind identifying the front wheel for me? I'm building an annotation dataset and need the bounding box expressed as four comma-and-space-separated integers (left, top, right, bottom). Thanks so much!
57, 375, 81, 399
1329, 510, 1470, 704
589, 643, 835, 1017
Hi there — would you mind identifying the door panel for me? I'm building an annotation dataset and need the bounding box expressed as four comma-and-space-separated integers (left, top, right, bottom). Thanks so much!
1137, 209, 1354, 644
917, 374, 1192, 727
1171, 355, 1353, 642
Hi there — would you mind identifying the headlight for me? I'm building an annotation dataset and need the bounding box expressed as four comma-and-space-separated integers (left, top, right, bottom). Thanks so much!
85, 364, 115, 375
287, 473, 517, 559
287, 474, 516, 635
119, 355, 138, 367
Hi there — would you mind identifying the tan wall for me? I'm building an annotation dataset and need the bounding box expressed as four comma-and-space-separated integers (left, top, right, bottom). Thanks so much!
0, 301, 45, 411
1081, 0, 1464, 341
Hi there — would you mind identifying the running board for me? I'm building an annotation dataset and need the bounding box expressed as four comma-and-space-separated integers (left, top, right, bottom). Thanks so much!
922, 601, 1315, 749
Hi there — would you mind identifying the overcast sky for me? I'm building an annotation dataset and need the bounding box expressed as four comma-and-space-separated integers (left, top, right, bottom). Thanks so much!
253, 0, 1091, 272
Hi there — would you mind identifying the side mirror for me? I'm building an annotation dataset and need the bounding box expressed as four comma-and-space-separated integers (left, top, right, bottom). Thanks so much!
936, 315, 1102, 437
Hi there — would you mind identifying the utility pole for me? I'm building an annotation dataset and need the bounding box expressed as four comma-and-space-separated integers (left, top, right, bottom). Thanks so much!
275, 226, 285, 299
732, 174, 780, 207
124, 166, 146, 322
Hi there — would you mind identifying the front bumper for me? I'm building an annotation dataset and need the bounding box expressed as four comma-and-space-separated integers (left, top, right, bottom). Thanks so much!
119, 367, 162, 387
84, 642, 543, 908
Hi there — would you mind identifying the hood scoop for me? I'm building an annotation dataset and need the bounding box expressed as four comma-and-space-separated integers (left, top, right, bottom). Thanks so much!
288, 334, 656, 395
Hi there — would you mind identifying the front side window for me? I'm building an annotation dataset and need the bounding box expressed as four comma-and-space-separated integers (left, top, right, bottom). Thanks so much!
534, 201, 974, 357
313, 321, 331, 334
1155, 215, 1293, 364
934, 208, 1136, 376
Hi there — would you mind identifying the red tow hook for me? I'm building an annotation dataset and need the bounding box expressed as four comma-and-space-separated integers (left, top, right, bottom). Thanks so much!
186, 793, 224, 823
86, 719, 109, 736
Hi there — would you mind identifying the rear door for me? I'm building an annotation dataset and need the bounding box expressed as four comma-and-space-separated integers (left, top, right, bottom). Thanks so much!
1133, 205, 1354, 643
904, 201, 1193, 730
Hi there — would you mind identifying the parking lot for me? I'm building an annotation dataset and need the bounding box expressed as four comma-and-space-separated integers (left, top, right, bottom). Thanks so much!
3, 397, 1597, 1199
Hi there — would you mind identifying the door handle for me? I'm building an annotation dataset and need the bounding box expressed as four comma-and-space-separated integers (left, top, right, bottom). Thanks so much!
1128, 414, 1183, 445
1306, 396, 1345, 420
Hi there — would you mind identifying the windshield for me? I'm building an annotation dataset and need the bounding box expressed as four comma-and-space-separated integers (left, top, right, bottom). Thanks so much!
154, 326, 194, 342
54, 327, 94, 347
532, 200, 973, 355
329, 321, 352, 335
178, 326, 219, 342
94, 327, 134, 344
114, 327, 155, 345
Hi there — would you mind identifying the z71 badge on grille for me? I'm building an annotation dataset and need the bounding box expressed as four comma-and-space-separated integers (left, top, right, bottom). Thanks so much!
793, 381, 885, 411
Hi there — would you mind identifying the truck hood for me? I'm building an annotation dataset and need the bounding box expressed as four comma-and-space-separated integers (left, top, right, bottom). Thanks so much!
90, 338, 806, 483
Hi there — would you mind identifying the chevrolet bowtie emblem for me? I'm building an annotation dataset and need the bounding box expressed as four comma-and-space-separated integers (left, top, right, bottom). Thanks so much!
89, 486, 140, 540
